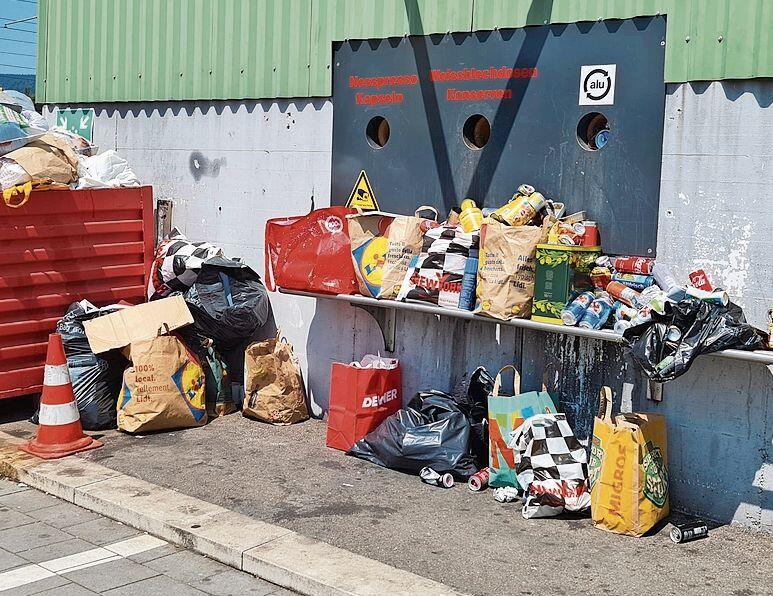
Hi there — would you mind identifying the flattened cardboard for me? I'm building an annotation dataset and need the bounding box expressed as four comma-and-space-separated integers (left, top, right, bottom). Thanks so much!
84, 295, 193, 354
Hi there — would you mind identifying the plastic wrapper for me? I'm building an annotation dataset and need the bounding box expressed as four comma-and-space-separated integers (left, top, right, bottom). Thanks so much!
31, 301, 129, 430
347, 368, 494, 477
0, 105, 45, 157
48, 126, 98, 156
623, 299, 766, 382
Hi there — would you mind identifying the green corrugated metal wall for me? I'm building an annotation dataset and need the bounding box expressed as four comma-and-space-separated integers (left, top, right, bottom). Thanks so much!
36, 0, 773, 103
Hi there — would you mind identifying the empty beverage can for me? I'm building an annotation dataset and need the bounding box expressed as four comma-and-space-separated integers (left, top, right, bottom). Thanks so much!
685, 286, 729, 306
670, 522, 709, 544
582, 221, 600, 246
611, 273, 655, 292
688, 269, 713, 291
578, 294, 614, 329
467, 467, 490, 492
561, 291, 596, 326
420, 467, 454, 488
611, 256, 655, 275
606, 281, 641, 307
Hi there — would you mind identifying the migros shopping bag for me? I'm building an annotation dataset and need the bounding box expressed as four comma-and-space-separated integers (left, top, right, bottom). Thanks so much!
589, 387, 669, 536
264, 207, 359, 295
118, 335, 207, 433
326, 355, 402, 451
487, 365, 556, 488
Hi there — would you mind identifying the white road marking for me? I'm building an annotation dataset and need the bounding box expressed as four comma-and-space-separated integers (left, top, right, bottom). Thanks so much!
0, 534, 168, 592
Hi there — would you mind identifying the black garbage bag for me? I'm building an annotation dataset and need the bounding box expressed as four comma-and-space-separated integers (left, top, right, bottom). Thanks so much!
347, 389, 482, 478
452, 366, 494, 470
185, 256, 270, 351
31, 302, 128, 430
623, 298, 766, 382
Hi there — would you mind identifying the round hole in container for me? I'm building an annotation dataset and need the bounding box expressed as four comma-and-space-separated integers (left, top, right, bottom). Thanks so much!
463, 114, 490, 150
577, 112, 610, 151
366, 116, 390, 148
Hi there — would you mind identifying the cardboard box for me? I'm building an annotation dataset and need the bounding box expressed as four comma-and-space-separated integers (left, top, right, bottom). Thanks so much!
84, 295, 194, 354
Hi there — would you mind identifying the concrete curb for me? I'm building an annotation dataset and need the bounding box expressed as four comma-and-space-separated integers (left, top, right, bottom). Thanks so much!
0, 431, 462, 596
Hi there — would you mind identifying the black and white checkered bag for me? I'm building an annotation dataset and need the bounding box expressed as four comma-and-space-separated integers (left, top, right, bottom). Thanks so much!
396, 226, 477, 309
508, 413, 591, 519
148, 228, 224, 299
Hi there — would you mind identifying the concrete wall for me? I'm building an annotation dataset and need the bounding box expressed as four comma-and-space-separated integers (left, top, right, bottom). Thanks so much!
43, 79, 773, 531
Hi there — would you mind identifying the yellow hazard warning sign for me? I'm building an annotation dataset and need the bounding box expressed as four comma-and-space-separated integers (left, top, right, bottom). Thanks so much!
346, 170, 379, 211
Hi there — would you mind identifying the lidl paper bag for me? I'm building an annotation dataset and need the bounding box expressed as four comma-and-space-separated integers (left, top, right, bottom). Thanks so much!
347, 207, 438, 299
379, 207, 438, 300
118, 335, 207, 433
476, 219, 545, 320
488, 365, 556, 488
589, 387, 669, 536
243, 333, 309, 425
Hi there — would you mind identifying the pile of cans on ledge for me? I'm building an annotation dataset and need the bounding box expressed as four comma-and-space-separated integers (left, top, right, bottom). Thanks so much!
559, 256, 729, 334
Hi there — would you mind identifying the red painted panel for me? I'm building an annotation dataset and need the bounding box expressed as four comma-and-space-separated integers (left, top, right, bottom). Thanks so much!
0, 186, 154, 399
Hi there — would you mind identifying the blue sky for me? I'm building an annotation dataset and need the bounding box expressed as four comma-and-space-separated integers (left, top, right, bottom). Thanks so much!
0, 0, 37, 74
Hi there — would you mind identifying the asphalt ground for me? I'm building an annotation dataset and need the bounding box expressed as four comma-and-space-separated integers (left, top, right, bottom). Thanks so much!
2, 396, 772, 596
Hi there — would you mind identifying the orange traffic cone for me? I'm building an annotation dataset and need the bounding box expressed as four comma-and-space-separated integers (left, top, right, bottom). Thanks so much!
20, 333, 102, 459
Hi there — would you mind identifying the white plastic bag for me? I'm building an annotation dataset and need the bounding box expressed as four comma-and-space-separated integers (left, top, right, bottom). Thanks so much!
0, 157, 31, 190
76, 150, 140, 189
350, 354, 399, 370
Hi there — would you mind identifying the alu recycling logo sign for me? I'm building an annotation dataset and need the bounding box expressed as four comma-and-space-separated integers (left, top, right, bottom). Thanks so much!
579, 64, 616, 106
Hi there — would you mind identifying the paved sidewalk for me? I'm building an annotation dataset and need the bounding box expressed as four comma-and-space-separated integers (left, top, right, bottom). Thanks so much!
0, 478, 294, 595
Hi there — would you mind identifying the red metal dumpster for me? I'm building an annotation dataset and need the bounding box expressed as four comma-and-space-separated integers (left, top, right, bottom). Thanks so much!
0, 186, 154, 399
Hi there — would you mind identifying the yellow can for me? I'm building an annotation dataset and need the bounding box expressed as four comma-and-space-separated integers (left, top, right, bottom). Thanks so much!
459, 199, 483, 232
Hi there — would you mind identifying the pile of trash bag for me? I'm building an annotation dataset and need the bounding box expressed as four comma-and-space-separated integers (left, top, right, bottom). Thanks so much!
624, 298, 766, 382
32, 301, 129, 430
0, 91, 139, 194
347, 368, 494, 477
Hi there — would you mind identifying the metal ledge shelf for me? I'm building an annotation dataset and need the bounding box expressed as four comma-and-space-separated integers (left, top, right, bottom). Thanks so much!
279, 288, 773, 366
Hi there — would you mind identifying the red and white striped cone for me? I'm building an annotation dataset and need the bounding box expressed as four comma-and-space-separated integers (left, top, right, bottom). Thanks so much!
20, 333, 102, 459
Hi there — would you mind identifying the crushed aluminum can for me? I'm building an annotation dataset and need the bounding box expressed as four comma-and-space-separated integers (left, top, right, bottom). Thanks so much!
492, 486, 521, 503
611, 256, 655, 275
419, 467, 454, 488
467, 467, 490, 492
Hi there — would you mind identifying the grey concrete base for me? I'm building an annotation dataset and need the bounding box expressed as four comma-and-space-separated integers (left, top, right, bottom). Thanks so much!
0, 432, 460, 596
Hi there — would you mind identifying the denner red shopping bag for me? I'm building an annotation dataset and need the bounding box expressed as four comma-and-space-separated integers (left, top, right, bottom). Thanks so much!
264, 207, 359, 295
326, 355, 402, 451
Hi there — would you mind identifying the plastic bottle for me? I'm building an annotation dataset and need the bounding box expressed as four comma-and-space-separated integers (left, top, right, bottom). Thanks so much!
459, 199, 483, 233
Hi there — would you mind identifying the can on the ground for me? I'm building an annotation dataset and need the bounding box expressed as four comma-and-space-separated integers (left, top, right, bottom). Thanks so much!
467, 467, 490, 492
561, 291, 596, 326
420, 467, 454, 488
670, 522, 709, 543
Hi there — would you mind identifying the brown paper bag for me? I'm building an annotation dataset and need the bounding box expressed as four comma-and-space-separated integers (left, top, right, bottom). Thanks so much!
379, 206, 438, 300
243, 333, 309, 425
475, 219, 546, 320
6, 134, 79, 185
117, 335, 207, 433
348, 207, 438, 299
